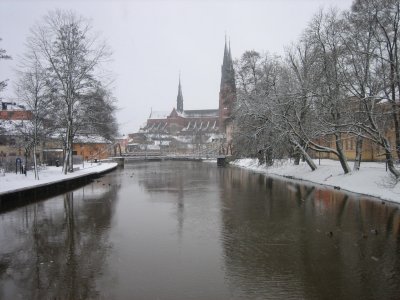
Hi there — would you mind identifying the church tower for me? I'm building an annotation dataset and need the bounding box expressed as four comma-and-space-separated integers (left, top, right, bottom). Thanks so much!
176, 76, 184, 113
218, 38, 236, 135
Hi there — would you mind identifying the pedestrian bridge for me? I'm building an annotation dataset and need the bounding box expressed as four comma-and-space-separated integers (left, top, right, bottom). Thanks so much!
110, 151, 228, 166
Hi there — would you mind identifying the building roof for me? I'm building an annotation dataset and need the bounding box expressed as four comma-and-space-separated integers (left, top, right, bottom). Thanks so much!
0, 101, 26, 111
0, 119, 28, 135
182, 109, 219, 118
148, 110, 170, 120
74, 134, 112, 144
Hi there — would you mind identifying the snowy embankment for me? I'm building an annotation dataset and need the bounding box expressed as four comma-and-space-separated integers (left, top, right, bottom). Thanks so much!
0, 162, 118, 195
231, 158, 400, 204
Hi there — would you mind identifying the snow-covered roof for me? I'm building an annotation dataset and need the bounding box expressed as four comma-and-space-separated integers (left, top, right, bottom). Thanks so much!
74, 134, 112, 144
183, 109, 219, 118
148, 110, 170, 119
147, 144, 160, 150
206, 133, 224, 143
0, 119, 30, 135
1, 101, 26, 111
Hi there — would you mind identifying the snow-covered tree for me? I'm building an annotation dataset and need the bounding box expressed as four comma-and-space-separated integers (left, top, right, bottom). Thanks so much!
299, 9, 351, 174
233, 51, 292, 165
24, 10, 113, 174
15, 54, 55, 179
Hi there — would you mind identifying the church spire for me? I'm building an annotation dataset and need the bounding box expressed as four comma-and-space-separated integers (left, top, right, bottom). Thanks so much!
220, 36, 235, 89
219, 36, 237, 135
228, 39, 233, 69
176, 74, 184, 113
223, 35, 230, 69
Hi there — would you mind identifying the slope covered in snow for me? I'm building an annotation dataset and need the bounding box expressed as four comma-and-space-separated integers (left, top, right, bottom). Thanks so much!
231, 159, 400, 204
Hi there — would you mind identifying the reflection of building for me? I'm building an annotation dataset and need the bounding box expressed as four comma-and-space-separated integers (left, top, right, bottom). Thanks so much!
134, 39, 237, 155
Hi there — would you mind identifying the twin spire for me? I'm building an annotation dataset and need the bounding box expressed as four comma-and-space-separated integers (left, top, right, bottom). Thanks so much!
176, 36, 235, 113
221, 36, 235, 88
223, 35, 233, 70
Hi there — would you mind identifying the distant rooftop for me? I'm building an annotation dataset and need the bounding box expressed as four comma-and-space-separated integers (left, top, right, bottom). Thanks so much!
148, 110, 170, 120
1, 101, 26, 111
183, 109, 219, 118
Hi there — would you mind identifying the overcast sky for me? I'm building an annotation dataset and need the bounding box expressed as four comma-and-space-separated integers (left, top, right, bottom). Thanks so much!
0, 0, 354, 135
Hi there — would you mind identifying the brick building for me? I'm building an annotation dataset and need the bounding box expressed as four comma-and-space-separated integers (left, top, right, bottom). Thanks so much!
138, 39, 237, 155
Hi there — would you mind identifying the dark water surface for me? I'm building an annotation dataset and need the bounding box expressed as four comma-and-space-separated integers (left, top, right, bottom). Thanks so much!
0, 161, 399, 299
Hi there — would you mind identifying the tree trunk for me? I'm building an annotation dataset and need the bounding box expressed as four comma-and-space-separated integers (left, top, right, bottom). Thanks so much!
335, 133, 351, 174
65, 117, 74, 173
33, 144, 39, 180
291, 138, 317, 171
63, 149, 69, 175
265, 148, 273, 166
68, 141, 73, 172
390, 101, 400, 161
383, 137, 400, 179
353, 135, 363, 171
293, 146, 301, 165
63, 127, 71, 174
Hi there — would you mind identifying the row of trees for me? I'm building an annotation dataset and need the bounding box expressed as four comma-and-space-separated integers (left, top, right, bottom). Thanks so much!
233, 0, 400, 180
4, 10, 118, 177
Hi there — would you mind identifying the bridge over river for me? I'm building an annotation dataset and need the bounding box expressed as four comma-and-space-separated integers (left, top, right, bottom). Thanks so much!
110, 151, 229, 165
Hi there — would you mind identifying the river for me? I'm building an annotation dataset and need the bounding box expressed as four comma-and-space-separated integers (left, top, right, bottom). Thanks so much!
0, 161, 399, 299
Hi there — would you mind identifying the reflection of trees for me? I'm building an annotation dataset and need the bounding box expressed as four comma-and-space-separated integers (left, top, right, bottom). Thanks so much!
0, 179, 119, 299
219, 166, 400, 299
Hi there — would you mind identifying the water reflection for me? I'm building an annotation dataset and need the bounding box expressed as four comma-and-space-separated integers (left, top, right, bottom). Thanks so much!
0, 162, 399, 299
136, 161, 219, 239
219, 167, 400, 299
0, 177, 119, 299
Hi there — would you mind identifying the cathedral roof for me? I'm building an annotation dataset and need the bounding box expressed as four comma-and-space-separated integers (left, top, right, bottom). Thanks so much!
148, 110, 170, 120
182, 109, 219, 118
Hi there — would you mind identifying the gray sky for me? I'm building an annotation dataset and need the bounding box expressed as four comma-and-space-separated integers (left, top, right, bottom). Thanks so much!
0, 0, 354, 135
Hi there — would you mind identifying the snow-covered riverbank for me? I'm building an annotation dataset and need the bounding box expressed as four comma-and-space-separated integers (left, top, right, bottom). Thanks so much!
0, 162, 118, 195
231, 158, 400, 204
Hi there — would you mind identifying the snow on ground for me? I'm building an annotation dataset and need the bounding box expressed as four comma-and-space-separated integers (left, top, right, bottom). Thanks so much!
231, 158, 400, 204
0, 162, 117, 195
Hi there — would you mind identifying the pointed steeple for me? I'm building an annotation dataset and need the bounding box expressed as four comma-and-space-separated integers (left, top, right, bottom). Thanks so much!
220, 36, 236, 90
176, 74, 183, 113
228, 39, 234, 70
219, 36, 237, 135
222, 35, 230, 69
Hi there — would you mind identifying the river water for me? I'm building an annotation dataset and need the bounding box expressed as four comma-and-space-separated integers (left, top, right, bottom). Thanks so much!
0, 161, 399, 299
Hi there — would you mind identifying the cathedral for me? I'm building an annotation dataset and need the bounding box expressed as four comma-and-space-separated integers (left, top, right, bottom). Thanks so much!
136, 39, 236, 154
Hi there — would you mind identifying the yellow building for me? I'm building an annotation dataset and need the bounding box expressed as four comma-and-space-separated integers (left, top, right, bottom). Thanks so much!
73, 135, 113, 161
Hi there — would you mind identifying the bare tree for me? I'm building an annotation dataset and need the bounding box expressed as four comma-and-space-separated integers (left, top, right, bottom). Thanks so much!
15, 53, 54, 179
303, 9, 352, 174
232, 2, 400, 180
77, 84, 118, 140
284, 37, 320, 169
364, 0, 400, 160
336, 0, 400, 179
25, 10, 112, 174
337, 2, 382, 171
234, 51, 283, 164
